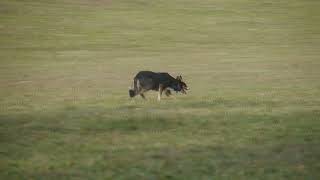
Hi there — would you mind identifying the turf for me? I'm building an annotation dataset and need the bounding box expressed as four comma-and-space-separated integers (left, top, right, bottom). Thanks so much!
1, 0, 320, 179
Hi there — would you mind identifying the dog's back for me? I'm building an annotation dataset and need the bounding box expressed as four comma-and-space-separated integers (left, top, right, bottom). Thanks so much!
134, 71, 176, 90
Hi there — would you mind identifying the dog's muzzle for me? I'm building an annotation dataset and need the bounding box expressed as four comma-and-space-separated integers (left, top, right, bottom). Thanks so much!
181, 87, 189, 94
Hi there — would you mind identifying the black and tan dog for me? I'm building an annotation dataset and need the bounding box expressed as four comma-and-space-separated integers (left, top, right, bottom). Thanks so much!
129, 71, 189, 101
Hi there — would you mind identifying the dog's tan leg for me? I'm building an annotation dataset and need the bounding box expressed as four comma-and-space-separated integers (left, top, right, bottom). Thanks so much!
158, 85, 163, 101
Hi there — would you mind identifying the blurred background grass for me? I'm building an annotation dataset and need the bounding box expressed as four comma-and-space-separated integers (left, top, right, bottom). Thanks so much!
1, 0, 320, 179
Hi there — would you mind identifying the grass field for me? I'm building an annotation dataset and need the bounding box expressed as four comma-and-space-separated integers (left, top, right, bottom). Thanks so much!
1, 0, 320, 179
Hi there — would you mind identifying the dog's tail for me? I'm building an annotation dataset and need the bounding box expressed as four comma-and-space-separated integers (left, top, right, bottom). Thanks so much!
129, 89, 135, 97
129, 78, 138, 98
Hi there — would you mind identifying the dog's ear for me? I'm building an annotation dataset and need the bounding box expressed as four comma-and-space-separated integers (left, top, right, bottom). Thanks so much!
176, 75, 183, 81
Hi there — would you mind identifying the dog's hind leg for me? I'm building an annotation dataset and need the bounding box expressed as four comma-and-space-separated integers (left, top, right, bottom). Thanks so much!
140, 93, 146, 99
165, 89, 172, 97
137, 88, 147, 100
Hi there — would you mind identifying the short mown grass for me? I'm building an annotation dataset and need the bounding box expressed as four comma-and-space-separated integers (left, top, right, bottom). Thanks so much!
1, 0, 320, 179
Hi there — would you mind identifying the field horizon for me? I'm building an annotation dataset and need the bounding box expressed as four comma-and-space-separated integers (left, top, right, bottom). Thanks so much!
1, 0, 320, 179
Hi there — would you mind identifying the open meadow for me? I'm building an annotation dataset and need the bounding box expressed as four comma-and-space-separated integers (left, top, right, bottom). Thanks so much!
1, 0, 320, 179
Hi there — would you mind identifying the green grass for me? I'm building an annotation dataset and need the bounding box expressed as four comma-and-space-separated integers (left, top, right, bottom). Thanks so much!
1, 0, 320, 179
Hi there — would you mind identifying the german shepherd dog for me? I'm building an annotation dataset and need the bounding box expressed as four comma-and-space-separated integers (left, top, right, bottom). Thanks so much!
129, 71, 189, 101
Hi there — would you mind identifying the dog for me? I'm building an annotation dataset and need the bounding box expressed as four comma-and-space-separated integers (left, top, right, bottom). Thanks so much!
129, 71, 189, 101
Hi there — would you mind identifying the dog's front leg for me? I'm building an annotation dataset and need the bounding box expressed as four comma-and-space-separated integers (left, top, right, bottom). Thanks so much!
158, 85, 163, 101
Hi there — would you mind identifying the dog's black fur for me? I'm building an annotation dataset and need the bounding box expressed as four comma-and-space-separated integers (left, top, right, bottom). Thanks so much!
129, 71, 188, 100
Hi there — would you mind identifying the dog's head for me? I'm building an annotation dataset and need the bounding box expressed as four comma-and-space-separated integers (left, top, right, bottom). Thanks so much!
174, 75, 189, 94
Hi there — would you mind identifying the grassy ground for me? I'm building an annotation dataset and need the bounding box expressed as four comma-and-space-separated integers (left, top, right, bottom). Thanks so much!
1, 0, 320, 179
